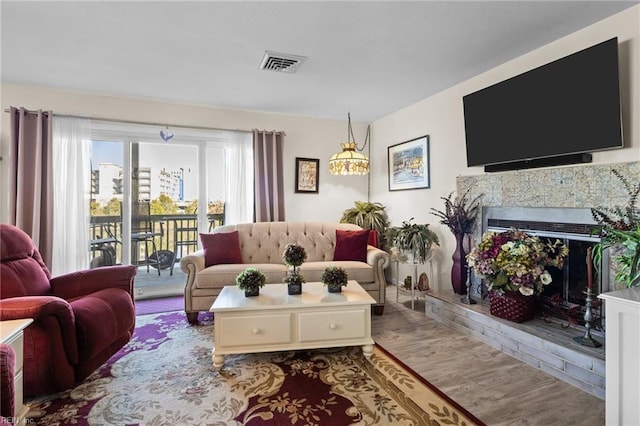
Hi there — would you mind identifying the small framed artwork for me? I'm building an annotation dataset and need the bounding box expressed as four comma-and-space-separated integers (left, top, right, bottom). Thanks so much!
295, 157, 319, 193
387, 135, 430, 191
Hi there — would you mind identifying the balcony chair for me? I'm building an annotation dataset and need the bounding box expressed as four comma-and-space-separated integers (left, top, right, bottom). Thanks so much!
0, 224, 137, 396
127, 201, 163, 275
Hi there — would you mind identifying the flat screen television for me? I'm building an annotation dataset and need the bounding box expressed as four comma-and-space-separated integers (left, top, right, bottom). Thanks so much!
463, 37, 623, 170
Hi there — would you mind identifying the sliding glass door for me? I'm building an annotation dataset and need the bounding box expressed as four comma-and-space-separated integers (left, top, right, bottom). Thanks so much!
89, 125, 230, 299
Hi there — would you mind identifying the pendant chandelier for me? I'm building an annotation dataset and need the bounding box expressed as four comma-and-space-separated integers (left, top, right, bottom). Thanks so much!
329, 112, 370, 175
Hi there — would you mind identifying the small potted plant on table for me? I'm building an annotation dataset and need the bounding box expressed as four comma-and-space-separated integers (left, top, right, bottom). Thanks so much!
321, 266, 349, 293
236, 267, 267, 297
283, 244, 307, 295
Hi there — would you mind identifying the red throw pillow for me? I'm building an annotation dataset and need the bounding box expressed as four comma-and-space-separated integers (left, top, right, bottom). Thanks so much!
200, 231, 243, 267
334, 229, 370, 262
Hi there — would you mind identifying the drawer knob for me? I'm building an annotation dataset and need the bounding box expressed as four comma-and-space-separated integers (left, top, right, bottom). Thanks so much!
252, 328, 260, 335
329, 323, 337, 330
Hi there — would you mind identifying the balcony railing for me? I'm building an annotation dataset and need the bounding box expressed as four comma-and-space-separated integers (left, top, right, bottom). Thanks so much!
89, 213, 224, 267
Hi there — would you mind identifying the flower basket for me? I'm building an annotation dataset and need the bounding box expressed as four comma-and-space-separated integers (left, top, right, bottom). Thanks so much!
488, 290, 536, 323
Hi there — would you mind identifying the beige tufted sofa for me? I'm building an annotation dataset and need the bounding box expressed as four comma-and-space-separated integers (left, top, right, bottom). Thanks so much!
180, 222, 391, 323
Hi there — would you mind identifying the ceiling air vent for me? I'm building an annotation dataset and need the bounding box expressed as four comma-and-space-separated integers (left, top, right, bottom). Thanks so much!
259, 51, 306, 73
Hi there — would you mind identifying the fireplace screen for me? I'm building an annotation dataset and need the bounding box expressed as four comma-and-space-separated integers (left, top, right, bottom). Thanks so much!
485, 209, 607, 330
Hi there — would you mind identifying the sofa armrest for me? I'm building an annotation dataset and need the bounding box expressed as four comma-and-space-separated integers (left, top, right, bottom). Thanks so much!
366, 245, 391, 270
180, 249, 206, 275
50, 265, 136, 301
366, 245, 391, 305
180, 250, 206, 314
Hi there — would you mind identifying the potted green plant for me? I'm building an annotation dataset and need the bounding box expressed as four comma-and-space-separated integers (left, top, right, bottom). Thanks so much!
430, 187, 483, 294
321, 266, 349, 293
385, 219, 439, 264
283, 244, 307, 295
283, 270, 306, 295
591, 169, 640, 288
340, 201, 390, 249
236, 267, 267, 297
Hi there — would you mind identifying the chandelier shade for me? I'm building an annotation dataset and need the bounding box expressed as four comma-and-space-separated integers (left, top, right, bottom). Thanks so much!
329, 113, 370, 176
329, 142, 370, 175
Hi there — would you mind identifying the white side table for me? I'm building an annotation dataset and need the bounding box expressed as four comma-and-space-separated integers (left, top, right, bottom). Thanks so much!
1, 318, 33, 422
598, 288, 640, 425
394, 253, 433, 311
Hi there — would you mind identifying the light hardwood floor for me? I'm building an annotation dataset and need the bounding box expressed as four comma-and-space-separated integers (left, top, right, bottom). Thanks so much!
371, 285, 605, 426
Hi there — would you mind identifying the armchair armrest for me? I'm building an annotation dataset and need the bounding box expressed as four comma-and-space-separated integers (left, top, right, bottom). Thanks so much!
50, 265, 137, 300
0, 296, 79, 363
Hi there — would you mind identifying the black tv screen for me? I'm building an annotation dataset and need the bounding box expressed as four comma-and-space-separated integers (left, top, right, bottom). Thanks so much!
463, 37, 623, 168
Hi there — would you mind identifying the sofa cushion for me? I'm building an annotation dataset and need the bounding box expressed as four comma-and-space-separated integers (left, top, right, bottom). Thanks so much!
299, 261, 374, 283
334, 229, 370, 262
195, 263, 287, 290
200, 231, 243, 267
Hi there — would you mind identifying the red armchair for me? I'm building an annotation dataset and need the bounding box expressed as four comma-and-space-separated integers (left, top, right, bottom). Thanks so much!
0, 224, 137, 396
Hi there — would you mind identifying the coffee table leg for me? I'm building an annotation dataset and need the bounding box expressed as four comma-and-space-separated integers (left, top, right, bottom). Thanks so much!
362, 344, 374, 359
212, 351, 225, 369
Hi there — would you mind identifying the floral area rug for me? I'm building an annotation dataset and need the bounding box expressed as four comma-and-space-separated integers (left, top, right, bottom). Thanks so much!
26, 311, 484, 425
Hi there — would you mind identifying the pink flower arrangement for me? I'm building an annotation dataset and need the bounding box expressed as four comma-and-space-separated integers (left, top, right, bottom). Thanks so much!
467, 229, 568, 296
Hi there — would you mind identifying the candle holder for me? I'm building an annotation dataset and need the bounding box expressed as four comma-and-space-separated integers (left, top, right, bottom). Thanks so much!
573, 287, 602, 347
460, 266, 476, 305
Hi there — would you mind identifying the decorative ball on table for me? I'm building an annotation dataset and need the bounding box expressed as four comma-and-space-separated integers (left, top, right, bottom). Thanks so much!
236, 267, 267, 297
321, 266, 349, 293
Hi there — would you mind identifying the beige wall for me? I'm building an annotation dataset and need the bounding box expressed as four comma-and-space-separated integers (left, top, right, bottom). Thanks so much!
370, 5, 640, 289
0, 86, 370, 223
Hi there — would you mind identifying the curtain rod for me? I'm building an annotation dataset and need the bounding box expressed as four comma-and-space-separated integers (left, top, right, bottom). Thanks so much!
3, 108, 250, 134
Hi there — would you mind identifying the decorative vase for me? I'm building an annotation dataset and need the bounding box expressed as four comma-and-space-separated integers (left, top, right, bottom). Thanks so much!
451, 233, 468, 295
327, 283, 343, 293
287, 282, 302, 295
244, 287, 260, 297
488, 290, 536, 323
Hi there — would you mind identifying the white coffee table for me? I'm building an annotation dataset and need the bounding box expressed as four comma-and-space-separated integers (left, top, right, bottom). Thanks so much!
209, 280, 376, 369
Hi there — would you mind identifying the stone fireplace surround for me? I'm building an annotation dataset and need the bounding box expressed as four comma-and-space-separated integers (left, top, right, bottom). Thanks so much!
425, 160, 638, 399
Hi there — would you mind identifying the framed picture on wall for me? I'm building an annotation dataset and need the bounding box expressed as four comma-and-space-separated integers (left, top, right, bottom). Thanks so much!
387, 135, 430, 191
295, 157, 319, 193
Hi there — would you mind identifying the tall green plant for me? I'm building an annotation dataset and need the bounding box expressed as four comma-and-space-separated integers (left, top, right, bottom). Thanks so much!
386, 219, 439, 264
340, 201, 390, 248
591, 169, 640, 287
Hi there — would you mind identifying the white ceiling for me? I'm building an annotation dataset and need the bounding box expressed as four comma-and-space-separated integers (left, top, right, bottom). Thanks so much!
2, 1, 637, 122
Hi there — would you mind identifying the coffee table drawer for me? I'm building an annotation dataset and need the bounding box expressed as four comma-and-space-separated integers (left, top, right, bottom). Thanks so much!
298, 309, 367, 342
217, 313, 292, 347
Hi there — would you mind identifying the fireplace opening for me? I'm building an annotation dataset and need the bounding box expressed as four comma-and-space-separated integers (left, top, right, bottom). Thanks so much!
483, 207, 608, 331
539, 239, 603, 329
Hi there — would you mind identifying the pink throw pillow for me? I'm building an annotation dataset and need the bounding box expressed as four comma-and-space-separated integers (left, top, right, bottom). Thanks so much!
334, 229, 370, 262
200, 231, 243, 267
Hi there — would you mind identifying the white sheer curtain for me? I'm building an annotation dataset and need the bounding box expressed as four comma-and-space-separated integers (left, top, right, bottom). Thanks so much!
51, 116, 92, 275
224, 131, 253, 224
